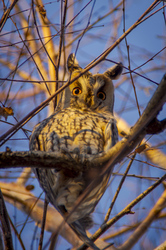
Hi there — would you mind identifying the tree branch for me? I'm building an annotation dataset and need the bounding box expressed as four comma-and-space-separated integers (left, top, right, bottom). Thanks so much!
0, 150, 82, 172
0, 189, 13, 250
0, 0, 19, 32
77, 174, 166, 250
119, 187, 166, 250
154, 241, 166, 250
116, 115, 166, 171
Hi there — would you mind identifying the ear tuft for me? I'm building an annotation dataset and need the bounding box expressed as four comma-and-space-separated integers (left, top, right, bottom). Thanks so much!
67, 53, 82, 73
104, 62, 123, 80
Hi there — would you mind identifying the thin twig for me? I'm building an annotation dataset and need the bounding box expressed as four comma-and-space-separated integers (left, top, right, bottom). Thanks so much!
122, 0, 141, 116
54, 0, 68, 109
10, 16, 51, 96
32, 0, 56, 69
8, 216, 25, 250
102, 212, 166, 241
0, 0, 19, 32
56, 0, 68, 72
74, 0, 96, 56
106, 59, 159, 85
19, 192, 43, 236
132, 46, 166, 71
38, 195, 48, 250
104, 153, 136, 223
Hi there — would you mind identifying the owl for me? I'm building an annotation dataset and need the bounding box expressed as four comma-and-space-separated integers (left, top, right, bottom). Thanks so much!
29, 54, 123, 250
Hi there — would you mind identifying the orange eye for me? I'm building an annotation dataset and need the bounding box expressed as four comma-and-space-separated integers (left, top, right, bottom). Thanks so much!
97, 91, 106, 100
72, 87, 82, 95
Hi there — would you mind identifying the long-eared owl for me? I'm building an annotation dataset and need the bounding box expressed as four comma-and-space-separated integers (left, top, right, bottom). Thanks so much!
29, 54, 123, 249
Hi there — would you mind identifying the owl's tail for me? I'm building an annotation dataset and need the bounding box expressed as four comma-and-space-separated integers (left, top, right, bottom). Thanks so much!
70, 221, 100, 250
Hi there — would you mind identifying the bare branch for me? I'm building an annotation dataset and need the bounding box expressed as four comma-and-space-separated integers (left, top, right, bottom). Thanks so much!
102, 212, 166, 241
154, 241, 166, 250
0, 150, 80, 171
119, 188, 166, 250
0, 0, 19, 32
104, 154, 136, 223
0, 189, 13, 250
38, 196, 48, 250
116, 115, 166, 170
78, 174, 166, 250
16, 168, 32, 186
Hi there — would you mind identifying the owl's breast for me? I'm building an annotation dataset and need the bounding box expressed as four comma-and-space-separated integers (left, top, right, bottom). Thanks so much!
31, 107, 116, 223
38, 108, 110, 155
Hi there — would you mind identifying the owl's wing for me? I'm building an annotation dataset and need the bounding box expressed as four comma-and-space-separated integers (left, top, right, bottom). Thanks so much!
29, 119, 59, 206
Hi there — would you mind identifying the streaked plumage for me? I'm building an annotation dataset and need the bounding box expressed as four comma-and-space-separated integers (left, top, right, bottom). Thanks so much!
29, 54, 123, 249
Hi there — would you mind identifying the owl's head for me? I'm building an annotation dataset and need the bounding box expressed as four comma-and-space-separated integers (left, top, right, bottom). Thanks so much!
61, 54, 123, 113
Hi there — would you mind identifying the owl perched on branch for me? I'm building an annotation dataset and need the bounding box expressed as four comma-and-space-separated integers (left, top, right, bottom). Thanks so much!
29, 54, 123, 249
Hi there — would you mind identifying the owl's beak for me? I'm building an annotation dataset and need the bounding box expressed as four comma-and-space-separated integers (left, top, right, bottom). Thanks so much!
86, 95, 97, 109
86, 97, 92, 108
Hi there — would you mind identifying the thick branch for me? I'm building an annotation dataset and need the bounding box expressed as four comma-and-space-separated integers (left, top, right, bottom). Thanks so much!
116, 115, 166, 170
0, 150, 83, 172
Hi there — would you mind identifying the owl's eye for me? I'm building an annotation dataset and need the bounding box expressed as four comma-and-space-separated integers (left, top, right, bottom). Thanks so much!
72, 87, 82, 95
97, 91, 106, 100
